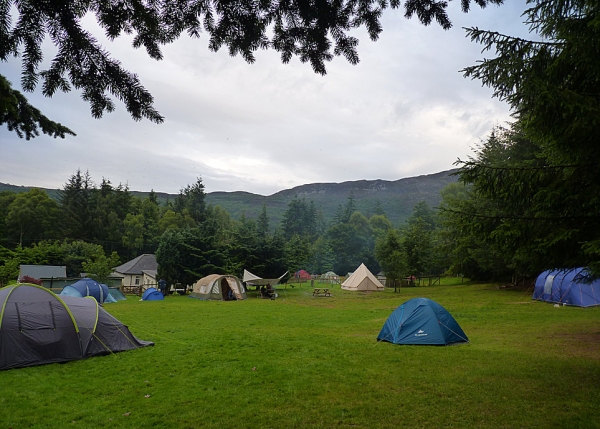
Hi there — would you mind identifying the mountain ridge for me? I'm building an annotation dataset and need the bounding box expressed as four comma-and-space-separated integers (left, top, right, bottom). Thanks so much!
0, 169, 458, 227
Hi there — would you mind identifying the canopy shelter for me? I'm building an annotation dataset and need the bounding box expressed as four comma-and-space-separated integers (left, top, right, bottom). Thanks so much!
190, 274, 247, 300
533, 267, 600, 307
377, 298, 469, 346
242, 270, 288, 288
341, 263, 384, 291
0, 284, 153, 370
60, 278, 116, 304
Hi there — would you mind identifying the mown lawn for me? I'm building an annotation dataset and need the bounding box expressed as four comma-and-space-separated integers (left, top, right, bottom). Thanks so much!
1, 281, 599, 428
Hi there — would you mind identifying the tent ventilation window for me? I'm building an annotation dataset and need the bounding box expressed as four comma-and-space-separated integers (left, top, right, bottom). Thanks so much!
14, 301, 57, 332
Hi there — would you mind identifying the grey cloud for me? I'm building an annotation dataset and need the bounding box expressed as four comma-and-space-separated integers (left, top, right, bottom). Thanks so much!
1, 0, 530, 196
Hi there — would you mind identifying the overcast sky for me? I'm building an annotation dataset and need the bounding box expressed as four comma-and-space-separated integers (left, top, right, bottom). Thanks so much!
0, 2, 531, 196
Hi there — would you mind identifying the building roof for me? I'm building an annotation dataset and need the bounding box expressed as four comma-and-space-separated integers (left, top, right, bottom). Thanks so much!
113, 254, 157, 275
142, 269, 158, 279
19, 265, 67, 280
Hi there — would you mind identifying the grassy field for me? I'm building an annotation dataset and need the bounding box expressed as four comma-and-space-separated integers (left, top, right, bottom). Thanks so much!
1, 280, 599, 428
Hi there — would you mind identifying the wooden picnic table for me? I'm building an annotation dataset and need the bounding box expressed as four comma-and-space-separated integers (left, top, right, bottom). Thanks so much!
312, 287, 331, 297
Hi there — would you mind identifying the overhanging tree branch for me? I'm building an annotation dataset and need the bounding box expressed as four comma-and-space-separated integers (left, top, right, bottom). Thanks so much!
1, 0, 504, 137
0, 75, 75, 139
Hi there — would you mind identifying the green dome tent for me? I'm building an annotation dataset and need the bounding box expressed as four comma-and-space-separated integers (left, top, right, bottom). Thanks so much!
0, 284, 153, 370
108, 287, 127, 301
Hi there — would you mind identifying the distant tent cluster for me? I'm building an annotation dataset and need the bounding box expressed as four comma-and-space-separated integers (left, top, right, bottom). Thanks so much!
533, 267, 600, 307
0, 284, 153, 370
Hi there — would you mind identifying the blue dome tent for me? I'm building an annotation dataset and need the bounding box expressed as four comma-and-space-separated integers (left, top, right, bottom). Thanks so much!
533, 268, 600, 307
142, 287, 164, 301
60, 278, 115, 304
377, 298, 469, 346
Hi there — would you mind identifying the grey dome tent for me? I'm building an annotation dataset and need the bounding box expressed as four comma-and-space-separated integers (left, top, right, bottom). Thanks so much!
0, 284, 153, 370
190, 274, 246, 300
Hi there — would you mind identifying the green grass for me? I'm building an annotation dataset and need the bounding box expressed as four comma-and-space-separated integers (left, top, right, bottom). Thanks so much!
1, 282, 599, 428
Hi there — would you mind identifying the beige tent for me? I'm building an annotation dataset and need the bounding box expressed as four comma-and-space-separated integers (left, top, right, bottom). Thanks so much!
341, 263, 385, 291
190, 274, 247, 300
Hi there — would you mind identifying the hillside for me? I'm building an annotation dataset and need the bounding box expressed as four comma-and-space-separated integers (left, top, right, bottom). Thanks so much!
0, 169, 458, 227
206, 170, 458, 226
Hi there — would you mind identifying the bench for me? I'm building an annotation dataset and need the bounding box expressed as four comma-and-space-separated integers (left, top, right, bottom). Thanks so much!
312, 288, 331, 297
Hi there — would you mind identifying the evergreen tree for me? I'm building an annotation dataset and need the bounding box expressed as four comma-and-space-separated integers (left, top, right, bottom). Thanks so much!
173, 177, 207, 225
122, 213, 145, 257
0, 191, 17, 248
227, 214, 261, 275
156, 227, 228, 286
91, 179, 131, 255
148, 189, 159, 205
326, 223, 363, 274
257, 204, 270, 241
284, 234, 312, 274
373, 200, 386, 217
343, 192, 357, 223
403, 217, 433, 276
375, 229, 408, 289
60, 170, 94, 241
441, 124, 597, 278
457, 0, 600, 276
0, 75, 75, 139
281, 198, 317, 240
308, 236, 335, 274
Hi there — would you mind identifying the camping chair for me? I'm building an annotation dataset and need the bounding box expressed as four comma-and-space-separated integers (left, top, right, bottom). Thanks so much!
269, 285, 278, 300
260, 285, 277, 299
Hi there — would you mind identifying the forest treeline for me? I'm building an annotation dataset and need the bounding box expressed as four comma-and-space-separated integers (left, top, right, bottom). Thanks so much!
1, 1, 597, 286
0, 170, 450, 286
2, 128, 598, 288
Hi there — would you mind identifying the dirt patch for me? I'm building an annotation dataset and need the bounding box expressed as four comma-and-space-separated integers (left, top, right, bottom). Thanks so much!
551, 331, 600, 360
